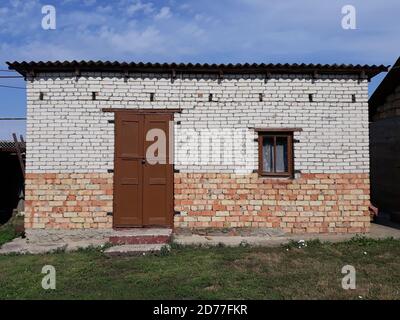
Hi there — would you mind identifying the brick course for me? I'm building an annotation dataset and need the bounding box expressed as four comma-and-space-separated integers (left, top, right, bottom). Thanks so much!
25, 172, 370, 233
25, 173, 113, 229
174, 173, 370, 233
26, 72, 369, 174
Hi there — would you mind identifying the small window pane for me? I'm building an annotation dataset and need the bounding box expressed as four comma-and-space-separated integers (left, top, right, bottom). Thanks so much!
275, 137, 288, 172
262, 137, 274, 172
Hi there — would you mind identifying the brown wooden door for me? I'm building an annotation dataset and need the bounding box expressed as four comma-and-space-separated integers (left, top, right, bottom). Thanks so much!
143, 114, 173, 226
114, 113, 144, 227
114, 112, 173, 228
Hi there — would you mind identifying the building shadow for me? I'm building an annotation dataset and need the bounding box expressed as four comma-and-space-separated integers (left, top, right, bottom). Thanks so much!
373, 211, 400, 230
0, 145, 25, 225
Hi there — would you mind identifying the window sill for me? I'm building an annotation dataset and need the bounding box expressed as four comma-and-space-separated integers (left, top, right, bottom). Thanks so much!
257, 173, 296, 181
258, 173, 293, 179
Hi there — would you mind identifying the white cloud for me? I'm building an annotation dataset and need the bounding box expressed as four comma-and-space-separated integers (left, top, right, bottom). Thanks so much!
127, 0, 154, 16
154, 7, 172, 20
96, 5, 113, 14
0, 0, 398, 66
83, 0, 96, 5
178, 3, 192, 12
98, 26, 165, 55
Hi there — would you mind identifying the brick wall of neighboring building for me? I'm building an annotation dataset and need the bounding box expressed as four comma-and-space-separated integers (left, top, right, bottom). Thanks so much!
25, 71, 371, 233
370, 83, 400, 215
371, 85, 400, 121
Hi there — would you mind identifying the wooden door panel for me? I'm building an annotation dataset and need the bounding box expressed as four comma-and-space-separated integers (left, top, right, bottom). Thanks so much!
114, 113, 143, 227
143, 162, 169, 225
115, 182, 142, 225
119, 118, 142, 158
149, 178, 167, 185
143, 114, 173, 226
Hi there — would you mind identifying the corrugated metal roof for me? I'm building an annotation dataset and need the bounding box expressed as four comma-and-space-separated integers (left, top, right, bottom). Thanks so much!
7, 60, 388, 79
369, 57, 400, 120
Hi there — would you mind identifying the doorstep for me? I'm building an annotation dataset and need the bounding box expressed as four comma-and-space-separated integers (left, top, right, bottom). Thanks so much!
109, 228, 172, 245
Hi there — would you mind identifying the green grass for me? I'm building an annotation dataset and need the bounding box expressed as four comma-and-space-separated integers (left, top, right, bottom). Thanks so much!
0, 226, 18, 247
0, 214, 23, 247
1, 237, 400, 299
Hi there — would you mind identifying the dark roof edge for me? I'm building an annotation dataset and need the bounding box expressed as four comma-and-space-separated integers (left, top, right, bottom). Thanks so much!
369, 57, 400, 120
7, 60, 388, 79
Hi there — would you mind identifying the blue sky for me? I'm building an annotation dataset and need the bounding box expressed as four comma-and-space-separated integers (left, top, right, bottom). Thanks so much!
0, 0, 399, 138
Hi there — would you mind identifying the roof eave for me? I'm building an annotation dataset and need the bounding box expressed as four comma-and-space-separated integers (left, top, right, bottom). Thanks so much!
369, 57, 400, 120
7, 61, 389, 79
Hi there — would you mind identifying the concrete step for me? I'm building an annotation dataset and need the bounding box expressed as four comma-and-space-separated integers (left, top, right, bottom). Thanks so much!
108, 228, 172, 245
104, 244, 167, 257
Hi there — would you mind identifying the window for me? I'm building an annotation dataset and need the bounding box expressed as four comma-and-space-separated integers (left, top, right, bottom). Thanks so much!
258, 131, 295, 177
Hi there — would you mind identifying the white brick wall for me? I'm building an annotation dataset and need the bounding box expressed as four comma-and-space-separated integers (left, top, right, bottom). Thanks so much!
26, 72, 370, 174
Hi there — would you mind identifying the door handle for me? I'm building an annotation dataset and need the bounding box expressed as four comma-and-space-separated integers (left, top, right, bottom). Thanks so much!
141, 159, 146, 164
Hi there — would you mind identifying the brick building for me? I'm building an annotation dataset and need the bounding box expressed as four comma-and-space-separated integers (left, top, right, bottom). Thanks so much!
369, 57, 400, 222
7, 61, 387, 241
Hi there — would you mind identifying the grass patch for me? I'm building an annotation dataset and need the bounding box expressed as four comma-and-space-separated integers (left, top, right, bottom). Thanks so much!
0, 213, 24, 247
0, 226, 18, 247
1, 238, 400, 299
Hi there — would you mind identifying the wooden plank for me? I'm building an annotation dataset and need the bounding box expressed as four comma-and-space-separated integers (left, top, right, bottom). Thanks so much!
253, 127, 303, 132
102, 108, 182, 114
12, 133, 25, 179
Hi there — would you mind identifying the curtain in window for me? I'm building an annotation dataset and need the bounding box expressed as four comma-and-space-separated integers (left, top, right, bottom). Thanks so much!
275, 137, 288, 172
262, 137, 274, 172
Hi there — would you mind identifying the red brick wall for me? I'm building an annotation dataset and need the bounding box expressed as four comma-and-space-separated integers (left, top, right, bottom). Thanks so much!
25, 173, 113, 229
25, 172, 370, 234
174, 173, 370, 233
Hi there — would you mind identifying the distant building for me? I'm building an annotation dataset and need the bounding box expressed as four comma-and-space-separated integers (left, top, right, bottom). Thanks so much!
369, 57, 400, 222
0, 140, 25, 224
